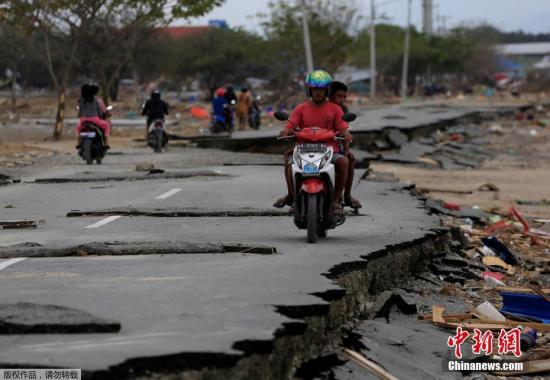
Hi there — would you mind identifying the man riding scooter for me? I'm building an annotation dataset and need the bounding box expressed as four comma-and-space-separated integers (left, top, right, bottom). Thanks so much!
274, 70, 355, 217
141, 89, 169, 140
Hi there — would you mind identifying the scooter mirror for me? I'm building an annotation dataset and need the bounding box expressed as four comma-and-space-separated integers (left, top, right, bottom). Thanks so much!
342, 112, 357, 122
274, 111, 289, 121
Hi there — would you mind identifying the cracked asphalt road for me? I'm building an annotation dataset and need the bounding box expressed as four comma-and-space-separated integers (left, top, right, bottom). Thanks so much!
0, 123, 441, 375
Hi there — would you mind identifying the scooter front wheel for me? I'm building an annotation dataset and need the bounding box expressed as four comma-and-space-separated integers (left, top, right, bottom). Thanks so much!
306, 193, 318, 243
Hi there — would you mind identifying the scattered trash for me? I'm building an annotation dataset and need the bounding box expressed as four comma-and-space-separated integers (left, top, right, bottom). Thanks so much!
483, 273, 506, 287
482, 256, 515, 274
476, 301, 506, 322
516, 199, 550, 206
443, 202, 460, 211
520, 326, 537, 351
478, 183, 499, 192
488, 124, 504, 134
425, 199, 488, 221
481, 236, 520, 266
423, 305, 550, 332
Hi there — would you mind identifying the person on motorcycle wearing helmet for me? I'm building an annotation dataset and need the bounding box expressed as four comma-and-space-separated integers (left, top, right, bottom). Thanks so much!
212, 87, 228, 117
329, 81, 362, 209
76, 83, 111, 149
274, 70, 353, 217
141, 89, 169, 139
212, 87, 234, 132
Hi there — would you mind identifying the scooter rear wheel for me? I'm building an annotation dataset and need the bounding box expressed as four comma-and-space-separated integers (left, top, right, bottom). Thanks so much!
307, 193, 318, 243
83, 139, 93, 165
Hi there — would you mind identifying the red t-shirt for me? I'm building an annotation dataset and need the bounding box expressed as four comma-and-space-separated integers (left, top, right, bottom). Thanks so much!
286, 100, 348, 152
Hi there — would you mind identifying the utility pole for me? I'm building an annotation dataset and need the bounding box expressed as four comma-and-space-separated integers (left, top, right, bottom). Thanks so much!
369, 0, 376, 98
301, 0, 314, 73
422, 0, 433, 37
400, 0, 412, 99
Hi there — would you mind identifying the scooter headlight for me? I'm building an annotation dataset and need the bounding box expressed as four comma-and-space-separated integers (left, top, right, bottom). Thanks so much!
293, 151, 302, 169
319, 150, 332, 169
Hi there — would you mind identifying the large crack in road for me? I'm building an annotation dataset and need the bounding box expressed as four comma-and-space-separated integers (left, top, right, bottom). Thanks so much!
4, 103, 531, 379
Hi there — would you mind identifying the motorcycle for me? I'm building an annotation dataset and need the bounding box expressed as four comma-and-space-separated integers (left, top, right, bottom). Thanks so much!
147, 119, 168, 153
77, 105, 112, 165
210, 100, 235, 134
275, 111, 357, 243
248, 96, 261, 130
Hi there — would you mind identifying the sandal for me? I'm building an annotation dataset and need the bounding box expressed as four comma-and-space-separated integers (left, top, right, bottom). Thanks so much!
344, 196, 362, 209
273, 195, 293, 208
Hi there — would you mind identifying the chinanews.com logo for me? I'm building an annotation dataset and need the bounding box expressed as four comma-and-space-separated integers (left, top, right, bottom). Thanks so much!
446, 327, 524, 372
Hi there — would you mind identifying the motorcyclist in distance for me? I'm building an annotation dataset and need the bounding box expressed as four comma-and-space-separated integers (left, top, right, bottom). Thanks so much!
76, 84, 111, 149
141, 89, 169, 140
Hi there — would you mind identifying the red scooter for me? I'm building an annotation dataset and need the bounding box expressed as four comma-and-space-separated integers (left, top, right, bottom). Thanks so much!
275, 111, 356, 243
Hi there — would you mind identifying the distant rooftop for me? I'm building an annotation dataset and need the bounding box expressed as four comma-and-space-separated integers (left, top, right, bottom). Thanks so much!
497, 42, 550, 56
155, 26, 212, 39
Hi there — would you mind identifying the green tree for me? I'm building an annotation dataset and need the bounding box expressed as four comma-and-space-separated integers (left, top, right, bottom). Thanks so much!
173, 28, 268, 98
258, 0, 356, 96
79, 0, 225, 104
1, 0, 224, 139
350, 24, 478, 94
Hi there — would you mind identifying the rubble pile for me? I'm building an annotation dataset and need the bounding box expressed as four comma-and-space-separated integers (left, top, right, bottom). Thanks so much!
371, 104, 550, 171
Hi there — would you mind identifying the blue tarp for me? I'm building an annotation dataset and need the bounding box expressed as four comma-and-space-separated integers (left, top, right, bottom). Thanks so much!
496, 55, 523, 72
500, 291, 550, 324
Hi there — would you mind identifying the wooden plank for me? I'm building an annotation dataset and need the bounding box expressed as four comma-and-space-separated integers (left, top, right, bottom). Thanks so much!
343, 349, 400, 380
432, 305, 445, 323
493, 359, 550, 376
419, 312, 474, 321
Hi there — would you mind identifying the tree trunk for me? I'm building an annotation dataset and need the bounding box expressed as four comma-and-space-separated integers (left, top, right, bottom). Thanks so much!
109, 75, 120, 102
10, 66, 17, 112
100, 80, 110, 106
53, 89, 66, 140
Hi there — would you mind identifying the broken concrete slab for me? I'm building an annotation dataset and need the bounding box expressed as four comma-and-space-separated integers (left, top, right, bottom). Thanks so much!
379, 142, 437, 164
371, 289, 417, 321
34, 170, 228, 184
425, 199, 488, 221
0, 241, 277, 258
66, 207, 365, 218
0, 220, 46, 229
386, 129, 408, 148
0, 303, 120, 334
67, 207, 292, 218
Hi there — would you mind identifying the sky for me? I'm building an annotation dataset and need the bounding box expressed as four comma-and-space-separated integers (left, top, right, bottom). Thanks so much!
182, 0, 550, 34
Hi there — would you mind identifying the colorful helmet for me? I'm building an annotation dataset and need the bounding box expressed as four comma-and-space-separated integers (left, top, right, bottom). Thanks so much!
215, 87, 226, 97
304, 70, 333, 96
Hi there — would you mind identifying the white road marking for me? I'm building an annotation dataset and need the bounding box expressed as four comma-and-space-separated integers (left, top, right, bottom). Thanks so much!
85, 215, 122, 229
0, 257, 27, 271
25, 332, 177, 351
155, 188, 182, 200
